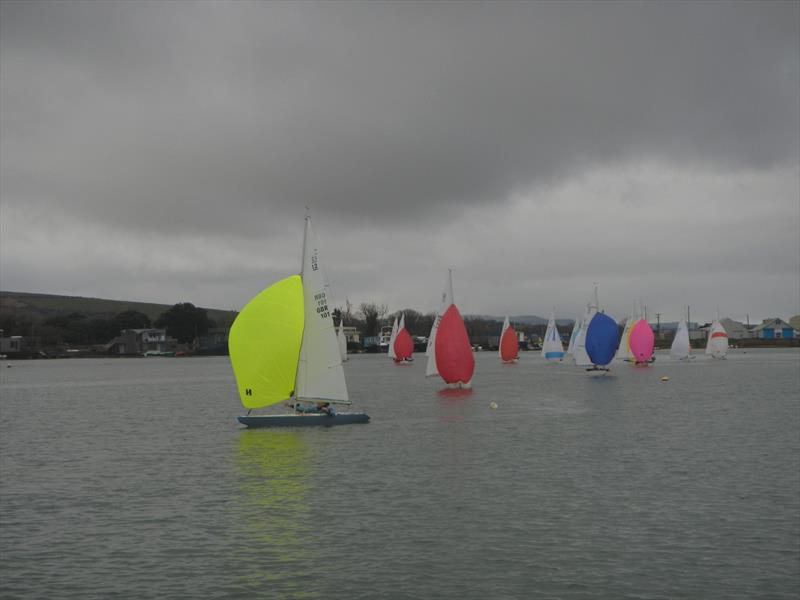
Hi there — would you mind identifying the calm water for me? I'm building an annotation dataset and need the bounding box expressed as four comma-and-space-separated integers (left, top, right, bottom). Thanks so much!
1, 350, 798, 599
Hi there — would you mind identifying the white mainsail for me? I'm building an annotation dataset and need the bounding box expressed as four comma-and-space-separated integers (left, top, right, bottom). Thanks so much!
572, 307, 593, 366
337, 319, 348, 362
387, 316, 399, 359
705, 318, 728, 359
295, 216, 349, 403
499, 316, 511, 360
573, 289, 599, 367
614, 313, 634, 361
670, 311, 691, 360
566, 317, 582, 356
425, 269, 454, 377
542, 309, 564, 360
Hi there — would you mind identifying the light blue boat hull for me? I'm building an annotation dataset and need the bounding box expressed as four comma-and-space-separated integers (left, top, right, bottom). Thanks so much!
237, 412, 370, 428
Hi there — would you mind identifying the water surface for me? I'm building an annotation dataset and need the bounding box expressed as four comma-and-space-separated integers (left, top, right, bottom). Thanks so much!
1, 350, 798, 599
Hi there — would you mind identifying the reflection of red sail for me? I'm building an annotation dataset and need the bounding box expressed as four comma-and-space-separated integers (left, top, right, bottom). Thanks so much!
394, 328, 413, 361
435, 304, 475, 385
499, 326, 519, 362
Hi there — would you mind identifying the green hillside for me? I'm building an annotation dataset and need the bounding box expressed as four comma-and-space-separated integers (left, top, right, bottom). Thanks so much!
0, 291, 236, 326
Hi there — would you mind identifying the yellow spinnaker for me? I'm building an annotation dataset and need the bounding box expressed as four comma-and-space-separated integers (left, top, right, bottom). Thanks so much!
229, 275, 304, 409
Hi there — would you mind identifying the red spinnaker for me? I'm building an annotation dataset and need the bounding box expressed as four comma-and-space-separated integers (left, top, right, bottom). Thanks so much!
435, 304, 475, 384
394, 328, 414, 361
499, 326, 519, 362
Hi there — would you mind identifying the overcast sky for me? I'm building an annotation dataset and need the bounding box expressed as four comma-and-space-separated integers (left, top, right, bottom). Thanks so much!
1, 1, 798, 323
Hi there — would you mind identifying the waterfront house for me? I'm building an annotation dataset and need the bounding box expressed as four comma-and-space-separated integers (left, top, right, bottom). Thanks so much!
752, 318, 797, 340
0, 333, 42, 358
105, 328, 170, 355
196, 328, 229, 354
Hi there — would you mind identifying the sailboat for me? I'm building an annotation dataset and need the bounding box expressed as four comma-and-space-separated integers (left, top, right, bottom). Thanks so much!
337, 318, 348, 362
629, 319, 655, 365
425, 269, 475, 387
230, 216, 369, 427
670, 309, 692, 360
541, 309, 564, 361
387, 316, 399, 360
705, 313, 728, 359
392, 313, 414, 363
499, 316, 519, 363
584, 312, 619, 371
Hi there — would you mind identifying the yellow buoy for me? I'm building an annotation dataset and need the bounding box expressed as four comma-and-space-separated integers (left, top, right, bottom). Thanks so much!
489, 401, 498, 410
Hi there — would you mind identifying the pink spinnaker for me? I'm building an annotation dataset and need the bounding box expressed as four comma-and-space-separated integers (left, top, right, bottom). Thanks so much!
629, 319, 654, 363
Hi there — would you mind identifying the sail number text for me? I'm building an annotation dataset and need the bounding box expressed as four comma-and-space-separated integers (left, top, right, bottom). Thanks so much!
314, 291, 329, 319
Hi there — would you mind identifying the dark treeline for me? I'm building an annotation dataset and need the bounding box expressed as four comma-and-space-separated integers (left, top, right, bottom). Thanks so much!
0, 304, 215, 347
2, 297, 554, 349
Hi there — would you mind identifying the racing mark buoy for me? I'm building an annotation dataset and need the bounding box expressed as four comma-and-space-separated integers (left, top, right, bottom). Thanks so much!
489, 401, 498, 410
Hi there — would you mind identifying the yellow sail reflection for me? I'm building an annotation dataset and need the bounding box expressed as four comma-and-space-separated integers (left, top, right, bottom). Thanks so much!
232, 431, 318, 597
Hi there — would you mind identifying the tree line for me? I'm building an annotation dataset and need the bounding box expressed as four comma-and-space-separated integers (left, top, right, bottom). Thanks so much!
1, 299, 549, 349
0, 303, 214, 347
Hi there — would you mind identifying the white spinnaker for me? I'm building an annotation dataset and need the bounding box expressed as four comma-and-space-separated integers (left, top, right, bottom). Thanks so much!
295, 216, 349, 403
337, 320, 348, 362
705, 319, 728, 359
425, 269, 454, 377
542, 310, 564, 359
387, 317, 399, 359
670, 318, 691, 360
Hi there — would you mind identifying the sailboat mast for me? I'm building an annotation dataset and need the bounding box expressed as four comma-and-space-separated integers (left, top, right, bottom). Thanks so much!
448, 268, 454, 304
300, 214, 310, 277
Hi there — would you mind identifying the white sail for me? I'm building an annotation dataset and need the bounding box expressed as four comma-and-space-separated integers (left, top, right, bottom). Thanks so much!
499, 316, 511, 360
670, 317, 691, 360
295, 216, 349, 404
705, 319, 728, 359
572, 315, 592, 366
387, 317, 399, 359
566, 316, 582, 355
425, 269, 454, 377
542, 310, 564, 360
337, 319, 348, 362
614, 314, 634, 360
573, 304, 596, 367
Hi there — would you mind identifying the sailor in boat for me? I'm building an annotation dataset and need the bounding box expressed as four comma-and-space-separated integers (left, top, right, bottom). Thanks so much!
316, 402, 336, 416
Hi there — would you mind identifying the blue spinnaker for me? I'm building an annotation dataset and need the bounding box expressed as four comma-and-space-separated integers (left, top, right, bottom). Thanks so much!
585, 313, 619, 367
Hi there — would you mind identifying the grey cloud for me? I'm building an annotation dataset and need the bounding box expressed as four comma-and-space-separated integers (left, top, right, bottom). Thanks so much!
1, 1, 798, 321
1, 1, 797, 237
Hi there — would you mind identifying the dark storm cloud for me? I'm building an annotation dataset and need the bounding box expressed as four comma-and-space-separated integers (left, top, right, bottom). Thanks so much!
2, 1, 797, 236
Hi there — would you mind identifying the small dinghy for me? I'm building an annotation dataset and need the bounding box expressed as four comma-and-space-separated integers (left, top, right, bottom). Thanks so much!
542, 309, 564, 361
499, 316, 519, 363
